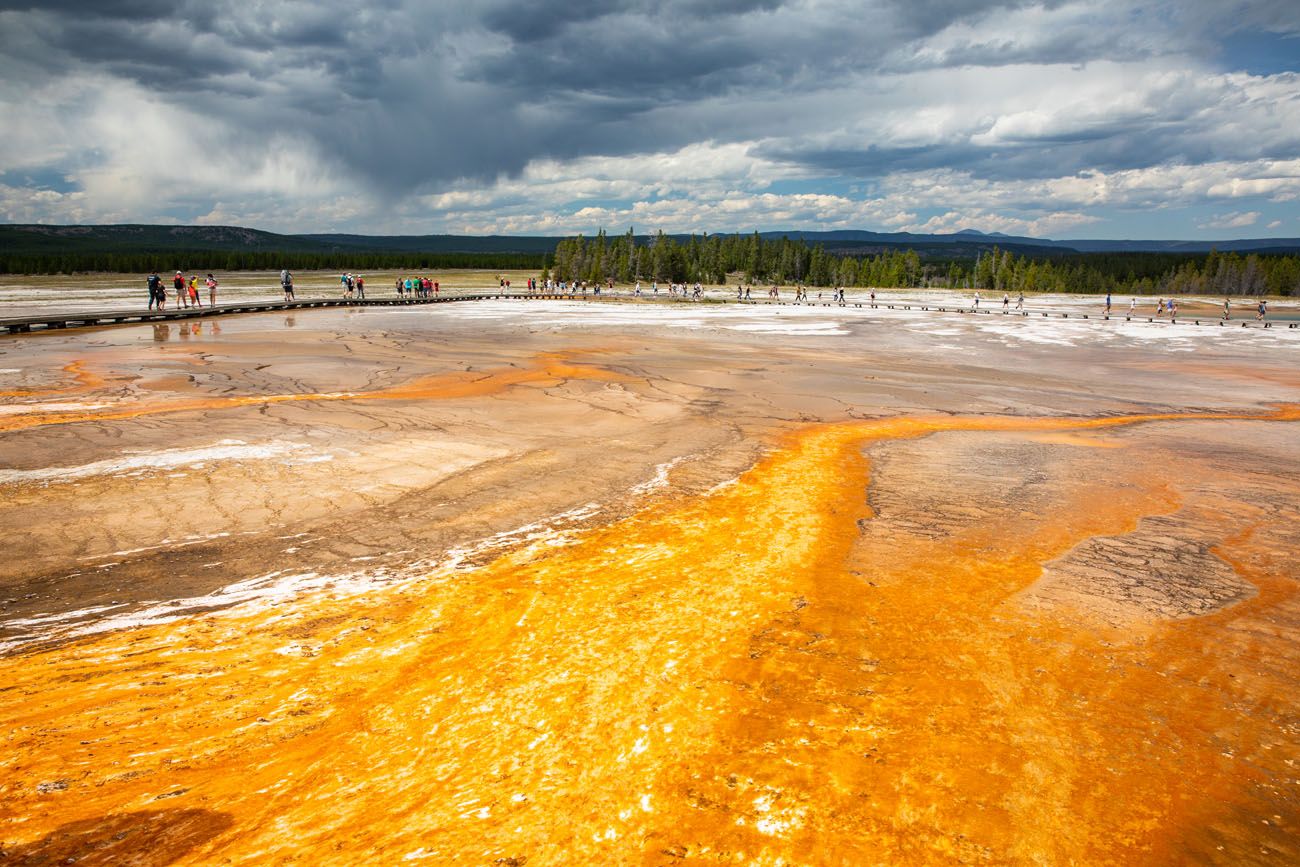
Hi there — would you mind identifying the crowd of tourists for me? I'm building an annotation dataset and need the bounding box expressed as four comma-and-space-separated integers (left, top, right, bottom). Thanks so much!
142, 271, 1274, 323
146, 271, 219, 309
397, 276, 438, 298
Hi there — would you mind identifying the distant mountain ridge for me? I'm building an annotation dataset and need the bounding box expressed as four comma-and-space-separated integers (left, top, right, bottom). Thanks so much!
2, 223, 1298, 257
756, 228, 1300, 254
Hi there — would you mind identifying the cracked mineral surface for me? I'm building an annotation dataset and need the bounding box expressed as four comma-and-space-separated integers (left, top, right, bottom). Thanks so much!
1, 297, 1298, 865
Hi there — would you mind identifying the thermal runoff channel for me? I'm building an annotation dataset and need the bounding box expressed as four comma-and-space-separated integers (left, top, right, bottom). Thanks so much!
2, 298, 1299, 864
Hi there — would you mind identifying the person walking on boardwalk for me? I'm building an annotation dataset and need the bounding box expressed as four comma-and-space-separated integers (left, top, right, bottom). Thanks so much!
973, 291, 981, 311
1223, 298, 1231, 320
356, 275, 365, 299
173, 271, 187, 308
1002, 292, 1009, 311
1016, 292, 1024, 310
189, 275, 201, 307
1104, 291, 1112, 316
206, 273, 219, 306
1128, 297, 1137, 318
1257, 299, 1267, 321
281, 269, 294, 301
1169, 297, 1178, 319
147, 272, 162, 310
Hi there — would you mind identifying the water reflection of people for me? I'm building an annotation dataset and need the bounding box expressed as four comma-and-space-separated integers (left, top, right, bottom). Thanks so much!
209, 321, 222, 336
152, 323, 170, 342
284, 315, 296, 328
190, 323, 201, 336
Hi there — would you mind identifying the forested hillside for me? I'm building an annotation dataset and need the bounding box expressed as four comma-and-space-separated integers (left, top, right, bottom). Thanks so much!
0, 225, 546, 273
3, 224, 1298, 295
549, 231, 1300, 296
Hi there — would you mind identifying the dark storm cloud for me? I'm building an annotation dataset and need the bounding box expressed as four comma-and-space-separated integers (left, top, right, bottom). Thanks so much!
759, 106, 1300, 185
1, 0, 1297, 199
0, 0, 174, 13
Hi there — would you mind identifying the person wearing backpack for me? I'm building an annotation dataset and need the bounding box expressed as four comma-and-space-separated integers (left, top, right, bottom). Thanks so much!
281, 269, 294, 301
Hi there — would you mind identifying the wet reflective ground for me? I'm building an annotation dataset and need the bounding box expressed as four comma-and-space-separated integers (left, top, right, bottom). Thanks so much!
1, 300, 1298, 864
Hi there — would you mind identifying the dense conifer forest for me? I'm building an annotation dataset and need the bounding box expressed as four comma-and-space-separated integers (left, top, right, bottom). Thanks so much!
549, 231, 1300, 296
2, 224, 1297, 295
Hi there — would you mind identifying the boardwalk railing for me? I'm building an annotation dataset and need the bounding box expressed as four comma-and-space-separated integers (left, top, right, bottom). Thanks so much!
3, 293, 1294, 334
0, 293, 579, 334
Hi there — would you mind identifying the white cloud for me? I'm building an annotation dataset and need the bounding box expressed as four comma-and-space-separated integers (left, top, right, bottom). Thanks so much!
901, 210, 1101, 237
1197, 211, 1261, 229
1, 2, 1298, 236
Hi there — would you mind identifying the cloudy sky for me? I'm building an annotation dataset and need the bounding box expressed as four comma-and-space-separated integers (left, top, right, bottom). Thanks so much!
1, 0, 1298, 239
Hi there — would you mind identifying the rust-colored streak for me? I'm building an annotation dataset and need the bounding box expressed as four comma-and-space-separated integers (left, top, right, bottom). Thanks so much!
0, 408, 1296, 864
0, 361, 106, 398
0, 351, 627, 433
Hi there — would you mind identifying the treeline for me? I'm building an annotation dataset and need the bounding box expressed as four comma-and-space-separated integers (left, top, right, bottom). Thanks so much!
965, 248, 1299, 296
7, 230, 1299, 296
0, 249, 547, 275
549, 230, 1300, 296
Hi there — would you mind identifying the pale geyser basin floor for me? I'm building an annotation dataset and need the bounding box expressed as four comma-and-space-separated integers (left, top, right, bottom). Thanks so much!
1, 302, 1299, 865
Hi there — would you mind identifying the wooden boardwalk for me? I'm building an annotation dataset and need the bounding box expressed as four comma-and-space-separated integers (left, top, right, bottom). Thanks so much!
0, 293, 574, 334
2, 293, 1293, 334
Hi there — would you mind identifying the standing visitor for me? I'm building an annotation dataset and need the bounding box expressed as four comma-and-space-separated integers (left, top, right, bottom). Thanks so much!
281, 269, 294, 300
189, 275, 201, 307
1223, 298, 1231, 320
174, 271, 187, 308
206, 273, 218, 306
1016, 292, 1024, 310
147, 271, 162, 309
1104, 291, 1112, 316
1003, 293, 1010, 311
1257, 299, 1267, 321
356, 275, 365, 299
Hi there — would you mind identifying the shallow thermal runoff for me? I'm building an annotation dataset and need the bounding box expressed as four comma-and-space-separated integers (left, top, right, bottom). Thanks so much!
1, 298, 1299, 865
